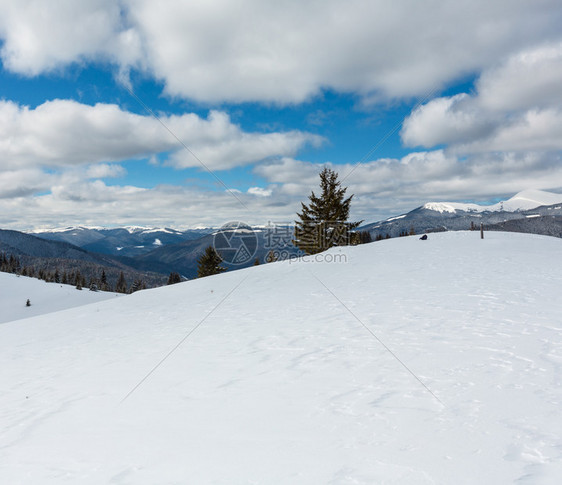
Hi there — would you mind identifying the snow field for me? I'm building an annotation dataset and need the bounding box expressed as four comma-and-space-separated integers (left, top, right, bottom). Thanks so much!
0, 272, 122, 324
0, 231, 561, 484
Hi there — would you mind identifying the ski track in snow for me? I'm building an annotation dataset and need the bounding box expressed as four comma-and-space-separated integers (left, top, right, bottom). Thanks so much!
0, 231, 561, 484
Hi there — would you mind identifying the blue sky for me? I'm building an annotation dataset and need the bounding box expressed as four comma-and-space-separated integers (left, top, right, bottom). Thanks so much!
1, 1, 561, 230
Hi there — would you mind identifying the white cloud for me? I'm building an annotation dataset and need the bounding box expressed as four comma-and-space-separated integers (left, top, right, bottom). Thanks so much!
247, 187, 272, 197
2, 150, 562, 230
0, 99, 321, 171
0, 168, 53, 199
166, 112, 324, 170
455, 109, 562, 154
401, 42, 562, 154
401, 94, 496, 148
2, 2, 562, 229
477, 42, 562, 111
0, 0, 138, 75
254, 152, 562, 221
1, 1, 561, 103
86, 163, 126, 179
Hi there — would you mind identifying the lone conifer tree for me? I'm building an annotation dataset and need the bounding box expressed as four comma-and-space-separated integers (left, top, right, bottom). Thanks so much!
294, 167, 361, 254
197, 246, 226, 278
116, 271, 128, 294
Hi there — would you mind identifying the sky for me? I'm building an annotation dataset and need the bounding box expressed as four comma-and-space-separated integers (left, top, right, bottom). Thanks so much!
1, 0, 562, 230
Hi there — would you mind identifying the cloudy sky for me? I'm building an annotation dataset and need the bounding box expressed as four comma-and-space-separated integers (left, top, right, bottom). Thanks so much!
1, 0, 562, 230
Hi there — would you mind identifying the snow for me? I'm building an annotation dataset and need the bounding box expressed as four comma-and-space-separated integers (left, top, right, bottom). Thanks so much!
153, 238, 163, 246
385, 214, 407, 221
1, 231, 562, 484
502, 189, 562, 211
424, 189, 562, 214
423, 202, 470, 213
0, 273, 121, 324
141, 228, 181, 235
123, 226, 152, 234
30, 226, 104, 233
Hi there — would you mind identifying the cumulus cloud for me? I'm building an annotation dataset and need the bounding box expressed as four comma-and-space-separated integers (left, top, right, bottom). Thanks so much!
0, 180, 290, 230
86, 163, 126, 179
247, 187, 273, 197
401, 42, 562, 154
0, 168, 53, 199
477, 42, 562, 111
0, 98, 322, 228
254, 152, 562, 221
401, 94, 497, 148
3, 150, 562, 230
1, 1, 561, 103
0, 99, 321, 171
2, 2, 562, 229
0, 0, 140, 75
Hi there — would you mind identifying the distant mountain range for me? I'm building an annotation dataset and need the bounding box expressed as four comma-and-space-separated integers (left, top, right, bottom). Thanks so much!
29, 225, 298, 278
3, 189, 560, 283
0, 229, 167, 288
359, 189, 562, 239
32, 226, 213, 257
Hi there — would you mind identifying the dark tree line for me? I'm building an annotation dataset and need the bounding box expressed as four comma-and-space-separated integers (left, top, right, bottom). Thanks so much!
0, 253, 146, 294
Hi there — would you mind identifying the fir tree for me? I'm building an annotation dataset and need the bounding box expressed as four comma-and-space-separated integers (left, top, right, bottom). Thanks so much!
197, 246, 226, 278
116, 271, 128, 294
294, 167, 361, 255
167, 272, 182, 285
130, 278, 145, 293
89, 277, 98, 292
74, 270, 82, 290
351, 230, 373, 245
100, 270, 109, 291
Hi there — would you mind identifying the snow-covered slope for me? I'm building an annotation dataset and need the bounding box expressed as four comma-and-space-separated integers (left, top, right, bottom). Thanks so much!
1, 232, 562, 484
0, 272, 121, 324
423, 189, 562, 213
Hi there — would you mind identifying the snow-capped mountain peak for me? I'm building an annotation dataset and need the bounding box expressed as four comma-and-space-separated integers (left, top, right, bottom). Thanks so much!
499, 189, 562, 212
424, 189, 562, 214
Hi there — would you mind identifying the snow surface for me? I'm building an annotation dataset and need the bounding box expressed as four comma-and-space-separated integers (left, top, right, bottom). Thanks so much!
0, 273, 122, 324
424, 189, 562, 213
385, 214, 407, 222
30, 226, 105, 233
1, 232, 562, 484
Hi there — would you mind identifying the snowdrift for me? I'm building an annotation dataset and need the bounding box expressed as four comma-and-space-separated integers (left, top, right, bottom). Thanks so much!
1, 231, 561, 484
